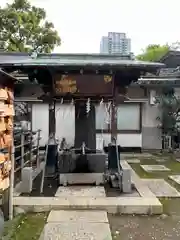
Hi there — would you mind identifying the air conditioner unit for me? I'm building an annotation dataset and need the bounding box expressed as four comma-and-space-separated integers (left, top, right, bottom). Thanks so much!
149, 90, 156, 105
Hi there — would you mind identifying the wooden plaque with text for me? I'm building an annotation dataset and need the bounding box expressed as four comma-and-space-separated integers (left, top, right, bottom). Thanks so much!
54, 74, 114, 96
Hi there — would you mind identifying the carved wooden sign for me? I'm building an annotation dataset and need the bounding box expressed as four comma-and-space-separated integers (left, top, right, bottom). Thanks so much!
54, 75, 77, 94
54, 74, 114, 96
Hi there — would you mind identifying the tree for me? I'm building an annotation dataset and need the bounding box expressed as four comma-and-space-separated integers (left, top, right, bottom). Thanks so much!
136, 44, 170, 62
0, 0, 61, 53
14, 102, 30, 122
155, 87, 180, 150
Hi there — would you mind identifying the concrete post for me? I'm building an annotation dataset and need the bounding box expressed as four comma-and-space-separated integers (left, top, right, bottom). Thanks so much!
21, 167, 33, 193
122, 169, 131, 193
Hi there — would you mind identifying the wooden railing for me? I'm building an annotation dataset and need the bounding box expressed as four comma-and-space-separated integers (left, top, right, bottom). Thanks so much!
14, 129, 42, 183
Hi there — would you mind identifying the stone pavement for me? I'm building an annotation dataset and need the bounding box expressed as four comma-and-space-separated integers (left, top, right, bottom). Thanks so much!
121, 153, 152, 158
155, 158, 168, 163
47, 210, 108, 223
141, 165, 170, 172
39, 220, 112, 240
142, 179, 180, 197
39, 187, 112, 240
169, 175, 180, 185
126, 159, 140, 164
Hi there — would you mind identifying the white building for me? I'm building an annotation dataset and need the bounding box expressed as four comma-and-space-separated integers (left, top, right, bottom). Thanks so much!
100, 32, 131, 55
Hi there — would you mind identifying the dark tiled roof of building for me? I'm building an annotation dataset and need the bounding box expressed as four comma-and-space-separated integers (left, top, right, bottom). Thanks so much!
142, 67, 180, 78
0, 52, 164, 70
159, 50, 180, 68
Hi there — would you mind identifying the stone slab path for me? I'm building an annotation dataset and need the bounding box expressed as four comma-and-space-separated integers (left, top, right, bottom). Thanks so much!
141, 165, 170, 172
169, 175, 180, 185
126, 159, 140, 164
155, 158, 168, 163
39, 221, 112, 240
39, 186, 112, 240
47, 210, 108, 223
142, 179, 180, 197
121, 153, 152, 158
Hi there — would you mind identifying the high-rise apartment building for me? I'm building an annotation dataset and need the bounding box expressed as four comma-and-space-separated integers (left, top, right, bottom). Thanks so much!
100, 36, 109, 54
100, 32, 131, 55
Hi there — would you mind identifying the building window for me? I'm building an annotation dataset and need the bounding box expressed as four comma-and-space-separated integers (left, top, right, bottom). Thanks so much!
95, 105, 111, 130
117, 104, 140, 131
96, 103, 141, 133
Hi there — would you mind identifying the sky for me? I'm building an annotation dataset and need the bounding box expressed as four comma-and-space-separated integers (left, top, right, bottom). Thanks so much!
1, 0, 180, 54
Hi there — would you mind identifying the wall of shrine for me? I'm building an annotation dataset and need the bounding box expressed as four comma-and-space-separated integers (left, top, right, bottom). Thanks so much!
29, 102, 142, 148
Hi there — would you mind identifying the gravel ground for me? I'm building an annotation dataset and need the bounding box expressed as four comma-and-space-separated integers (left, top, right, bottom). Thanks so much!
109, 214, 180, 240
109, 153, 180, 240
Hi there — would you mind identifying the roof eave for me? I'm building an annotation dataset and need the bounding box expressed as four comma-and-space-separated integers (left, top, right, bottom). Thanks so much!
159, 50, 180, 63
0, 63, 164, 72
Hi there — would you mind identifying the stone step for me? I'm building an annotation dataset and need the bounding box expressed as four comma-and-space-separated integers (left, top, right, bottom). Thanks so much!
47, 210, 108, 223
39, 221, 112, 240
40, 210, 112, 240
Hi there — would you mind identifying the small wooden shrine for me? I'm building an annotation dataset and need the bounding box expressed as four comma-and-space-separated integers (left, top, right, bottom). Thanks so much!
0, 53, 164, 186
0, 53, 164, 147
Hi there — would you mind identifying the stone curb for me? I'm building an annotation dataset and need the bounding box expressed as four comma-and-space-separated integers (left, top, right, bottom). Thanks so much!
13, 196, 163, 215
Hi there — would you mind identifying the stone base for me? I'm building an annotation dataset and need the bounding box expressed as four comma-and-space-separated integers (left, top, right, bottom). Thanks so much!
59, 173, 104, 186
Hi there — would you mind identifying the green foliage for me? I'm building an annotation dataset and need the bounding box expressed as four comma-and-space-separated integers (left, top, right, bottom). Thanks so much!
155, 88, 180, 136
136, 44, 170, 62
0, 0, 61, 53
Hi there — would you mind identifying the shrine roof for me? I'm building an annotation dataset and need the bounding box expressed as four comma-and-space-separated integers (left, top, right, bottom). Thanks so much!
0, 52, 164, 71
159, 50, 180, 67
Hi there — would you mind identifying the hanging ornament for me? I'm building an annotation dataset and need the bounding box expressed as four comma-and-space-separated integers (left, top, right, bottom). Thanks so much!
100, 98, 104, 105
82, 142, 86, 155
86, 98, 90, 114
71, 99, 74, 105
105, 101, 111, 124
